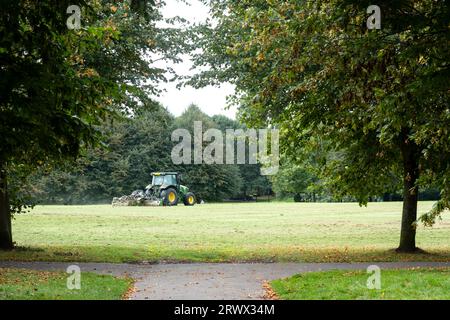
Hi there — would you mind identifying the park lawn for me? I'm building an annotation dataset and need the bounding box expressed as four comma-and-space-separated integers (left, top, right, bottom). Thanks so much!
0, 268, 133, 300
270, 268, 450, 300
0, 202, 449, 263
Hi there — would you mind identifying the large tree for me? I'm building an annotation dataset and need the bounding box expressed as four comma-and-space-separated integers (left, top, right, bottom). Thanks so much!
271, 158, 318, 201
0, 0, 184, 249
190, 0, 450, 252
212, 114, 271, 200
173, 105, 243, 201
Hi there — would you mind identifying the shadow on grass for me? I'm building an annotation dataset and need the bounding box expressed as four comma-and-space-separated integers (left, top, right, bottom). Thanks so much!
12, 246, 46, 253
1, 245, 450, 264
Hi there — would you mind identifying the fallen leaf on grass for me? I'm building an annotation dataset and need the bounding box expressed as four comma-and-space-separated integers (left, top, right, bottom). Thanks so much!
122, 279, 136, 300
262, 281, 279, 300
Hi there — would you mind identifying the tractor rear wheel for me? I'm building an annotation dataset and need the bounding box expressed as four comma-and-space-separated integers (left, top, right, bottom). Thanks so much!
162, 188, 178, 206
183, 192, 196, 206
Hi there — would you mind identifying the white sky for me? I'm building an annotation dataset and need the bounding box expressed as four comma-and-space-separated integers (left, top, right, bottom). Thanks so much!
155, 0, 237, 119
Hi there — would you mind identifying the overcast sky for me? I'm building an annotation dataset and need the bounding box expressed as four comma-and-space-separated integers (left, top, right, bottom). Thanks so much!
155, 0, 237, 119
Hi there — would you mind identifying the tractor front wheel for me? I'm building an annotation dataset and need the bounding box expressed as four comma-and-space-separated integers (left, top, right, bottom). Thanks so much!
161, 188, 178, 206
183, 192, 196, 206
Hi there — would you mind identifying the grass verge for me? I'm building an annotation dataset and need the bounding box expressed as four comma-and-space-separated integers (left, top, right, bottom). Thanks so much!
0, 268, 133, 300
270, 268, 450, 300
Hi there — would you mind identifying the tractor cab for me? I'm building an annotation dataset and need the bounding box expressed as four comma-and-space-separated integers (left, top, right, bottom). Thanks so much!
149, 172, 179, 189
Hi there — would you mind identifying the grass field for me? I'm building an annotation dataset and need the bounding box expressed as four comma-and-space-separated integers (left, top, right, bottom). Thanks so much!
0, 268, 132, 300
270, 268, 450, 300
0, 202, 449, 263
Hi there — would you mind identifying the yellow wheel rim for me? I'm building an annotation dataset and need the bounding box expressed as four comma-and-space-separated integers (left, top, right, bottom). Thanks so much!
188, 196, 194, 204
168, 192, 176, 203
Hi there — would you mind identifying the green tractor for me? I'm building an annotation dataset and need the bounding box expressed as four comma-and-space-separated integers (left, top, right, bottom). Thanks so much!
144, 172, 196, 206
112, 172, 196, 207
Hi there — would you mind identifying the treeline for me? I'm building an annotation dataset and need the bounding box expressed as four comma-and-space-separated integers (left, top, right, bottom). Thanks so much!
28, 104, 272, 204
27, 102, 440, 205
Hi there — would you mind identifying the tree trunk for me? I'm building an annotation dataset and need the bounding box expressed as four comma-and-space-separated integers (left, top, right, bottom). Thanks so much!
397, 135, 420, 253
0, 164, 13, 250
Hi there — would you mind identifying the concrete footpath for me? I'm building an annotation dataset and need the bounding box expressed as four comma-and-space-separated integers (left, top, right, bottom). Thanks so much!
0, 261, 449, 300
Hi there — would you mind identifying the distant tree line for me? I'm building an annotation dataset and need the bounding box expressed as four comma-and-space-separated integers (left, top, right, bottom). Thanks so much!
26, 104, 272, 204
26, 103, 440, 205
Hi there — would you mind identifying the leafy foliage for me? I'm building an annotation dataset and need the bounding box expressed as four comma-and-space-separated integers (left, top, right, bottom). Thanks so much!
271, 158, 317, 201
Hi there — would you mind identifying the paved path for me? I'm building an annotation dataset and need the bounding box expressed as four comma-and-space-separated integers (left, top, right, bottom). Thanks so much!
1, 261, 449, 300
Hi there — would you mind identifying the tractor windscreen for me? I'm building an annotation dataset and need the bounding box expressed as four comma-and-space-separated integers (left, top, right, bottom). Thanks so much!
152, 175, 164, 186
